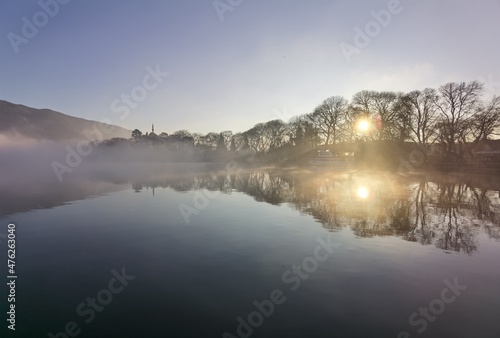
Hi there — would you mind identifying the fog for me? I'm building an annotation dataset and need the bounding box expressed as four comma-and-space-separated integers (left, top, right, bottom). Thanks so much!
2, 138, 500, 225
0, 139, 234, 218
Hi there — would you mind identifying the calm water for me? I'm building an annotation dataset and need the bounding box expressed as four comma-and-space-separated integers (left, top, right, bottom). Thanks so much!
1, 169, 500, 338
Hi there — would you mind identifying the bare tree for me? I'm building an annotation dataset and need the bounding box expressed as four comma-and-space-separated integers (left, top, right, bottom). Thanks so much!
351, 90, 401, 140
191, 132, 203, 147
289, 115, 320, 149
220, 130, 233, 149
216, 132, 227, 152
468, 96, 500, 141
197, 132, 219, 151
433, 81, 483, 158
230, 133, 245, 152
351, 90, 374, 114
307, 96, 348, 145
340, 105, 363, 143
392, 92, 415, 142
263, 119, 288, 150
405, 88, 439, 145
244, 123, 271, 153
171, 130, 192, 140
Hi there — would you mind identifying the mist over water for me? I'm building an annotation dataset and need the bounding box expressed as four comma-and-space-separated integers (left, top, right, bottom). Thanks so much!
0, 138, 500, 337
2, 141, 499, 249
0, 140, 217, 218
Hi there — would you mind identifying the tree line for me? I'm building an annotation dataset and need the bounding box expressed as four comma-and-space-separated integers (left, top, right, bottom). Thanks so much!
100, 80, 500, 162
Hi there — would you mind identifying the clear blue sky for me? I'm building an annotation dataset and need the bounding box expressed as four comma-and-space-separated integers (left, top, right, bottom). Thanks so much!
1, 0, 499, 134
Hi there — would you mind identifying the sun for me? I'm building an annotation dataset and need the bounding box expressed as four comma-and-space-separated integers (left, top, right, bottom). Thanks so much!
357, 119, 370, 133
357, 186, 370, 199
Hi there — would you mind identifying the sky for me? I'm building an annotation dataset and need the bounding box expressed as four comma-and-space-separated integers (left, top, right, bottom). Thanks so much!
1, 0, 500, 135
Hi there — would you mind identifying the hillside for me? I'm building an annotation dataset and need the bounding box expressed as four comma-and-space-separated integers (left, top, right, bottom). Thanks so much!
0, 100, 131, 142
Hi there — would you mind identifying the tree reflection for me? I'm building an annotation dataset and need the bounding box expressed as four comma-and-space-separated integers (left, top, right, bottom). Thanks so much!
132, 170, 500, 255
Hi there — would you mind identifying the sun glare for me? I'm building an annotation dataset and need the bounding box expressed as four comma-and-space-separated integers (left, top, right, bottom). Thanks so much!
357, 119, 370, 132
357, 186, 370, 199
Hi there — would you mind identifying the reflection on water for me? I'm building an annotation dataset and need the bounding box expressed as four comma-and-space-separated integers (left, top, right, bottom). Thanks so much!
1, 168, 500, 337
128, 170, 500, 255
0, 178, 128, 217
2, 169, 499, 256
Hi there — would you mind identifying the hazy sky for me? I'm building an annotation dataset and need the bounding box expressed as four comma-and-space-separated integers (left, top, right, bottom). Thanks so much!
1, 0, 499, 134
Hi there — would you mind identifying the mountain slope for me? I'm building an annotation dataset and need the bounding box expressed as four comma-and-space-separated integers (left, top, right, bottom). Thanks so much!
0, 100, 131, 141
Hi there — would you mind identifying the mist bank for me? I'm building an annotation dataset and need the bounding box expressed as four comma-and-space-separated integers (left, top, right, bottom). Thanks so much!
0, 140, 247, 185
0, 140, 257, 218
2, 136, 499, 219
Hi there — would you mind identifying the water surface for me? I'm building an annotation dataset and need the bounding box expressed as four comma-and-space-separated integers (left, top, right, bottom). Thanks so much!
1, 169, 499, 338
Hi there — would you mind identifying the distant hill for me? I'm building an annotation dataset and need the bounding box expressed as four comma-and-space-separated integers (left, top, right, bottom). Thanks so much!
0, 100, 131, 142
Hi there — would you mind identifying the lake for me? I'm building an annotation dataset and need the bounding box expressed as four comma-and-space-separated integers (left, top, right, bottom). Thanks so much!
1, 168, 500, 338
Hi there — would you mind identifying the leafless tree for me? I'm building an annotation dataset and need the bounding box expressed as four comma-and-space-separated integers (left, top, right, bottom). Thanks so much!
307, 96, 348, 145
351, 90, 402, 140
244, 123, 271, 153
405, 88, 439, 145
220, 130, 233, 149
433, 81, 483, 158
263, 119, 288, 150
197, 132, 219, 151
230, 132, 245, 151
340, 105, 363, 143
468, 96, 500, 141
